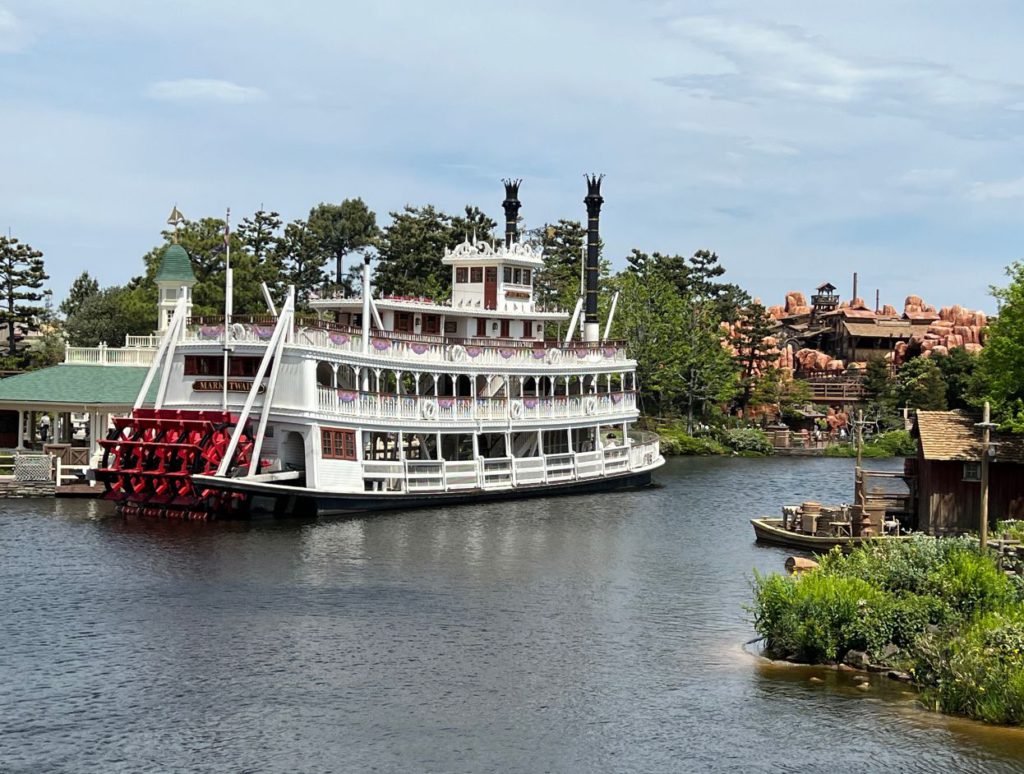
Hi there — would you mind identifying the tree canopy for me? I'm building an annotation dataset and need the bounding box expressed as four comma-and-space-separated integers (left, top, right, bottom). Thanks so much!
0, 235, 49, 359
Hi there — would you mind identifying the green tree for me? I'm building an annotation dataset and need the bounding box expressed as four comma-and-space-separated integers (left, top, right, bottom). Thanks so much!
237, 207, 282, 265
974, 262, 1024, 429
0, 235, 49, 358
535, 219, 586, 313
273, 219, 328, 308
730, 302, 777, 413
751, 368, 813, 423
308, 198, 379, 293
450, 205, 497, 245
60, 271, 100, 319
896, 356, 948, 411
64, 286, 154, 347
863, 356, 897, 425
931, 347, 978, 411
374, 205, 457, 300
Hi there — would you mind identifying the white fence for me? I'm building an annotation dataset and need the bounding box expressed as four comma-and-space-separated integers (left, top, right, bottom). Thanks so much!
360, 436, 661, 494
317, 388, 636, 423
65, 345, 156, 366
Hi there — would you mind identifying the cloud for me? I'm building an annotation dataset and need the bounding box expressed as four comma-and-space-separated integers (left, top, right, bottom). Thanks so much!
657, 16, 1024, 135
966, 176, 1024, 202
145, 78, 266, 104
0, 6, 31, 53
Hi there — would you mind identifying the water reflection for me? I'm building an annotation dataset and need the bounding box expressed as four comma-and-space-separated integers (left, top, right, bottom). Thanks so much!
2, 457, 1023, 773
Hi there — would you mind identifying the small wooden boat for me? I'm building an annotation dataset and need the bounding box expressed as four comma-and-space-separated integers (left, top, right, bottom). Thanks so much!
751, 517, 913, 552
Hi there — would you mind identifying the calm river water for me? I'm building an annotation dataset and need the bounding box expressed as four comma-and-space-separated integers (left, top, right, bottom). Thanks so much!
2, 456, 1024, 773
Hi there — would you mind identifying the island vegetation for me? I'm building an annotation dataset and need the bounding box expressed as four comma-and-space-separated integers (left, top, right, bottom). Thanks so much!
752, 536, 1024, 725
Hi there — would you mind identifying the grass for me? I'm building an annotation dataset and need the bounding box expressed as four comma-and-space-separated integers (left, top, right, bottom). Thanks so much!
751, 537, 1024, 725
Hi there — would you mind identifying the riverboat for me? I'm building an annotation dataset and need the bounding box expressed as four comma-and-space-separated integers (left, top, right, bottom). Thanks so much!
750, 517, 913, 551
94, 177, 664, 518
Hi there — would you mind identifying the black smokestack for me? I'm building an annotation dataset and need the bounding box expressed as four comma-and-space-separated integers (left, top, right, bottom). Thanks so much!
584, 174, 604, 326
502, 178, 522, 247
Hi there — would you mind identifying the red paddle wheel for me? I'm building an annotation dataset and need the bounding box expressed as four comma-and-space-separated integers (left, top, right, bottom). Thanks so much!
97, 408, 259, 520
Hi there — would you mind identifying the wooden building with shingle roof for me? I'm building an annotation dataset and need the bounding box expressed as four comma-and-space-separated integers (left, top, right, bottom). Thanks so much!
911, 410, 1024, 535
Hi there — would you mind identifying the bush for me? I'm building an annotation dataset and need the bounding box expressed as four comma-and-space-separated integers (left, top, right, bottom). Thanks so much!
752, 537, 1024, 724
723, 427, 773, 456
657, 428, 728, 456
914, 612, 1024, 725
871, 430, 917, 457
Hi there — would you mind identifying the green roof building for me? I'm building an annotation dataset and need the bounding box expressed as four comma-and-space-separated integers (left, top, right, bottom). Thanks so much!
155, 244, 196, 333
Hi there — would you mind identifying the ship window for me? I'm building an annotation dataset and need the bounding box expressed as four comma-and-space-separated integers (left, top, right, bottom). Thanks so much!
500, 319, 510, 338
423, 314, 440, 335
470, 267, 483, 283
322, 428, 357, 461
503, 267, 512, 283
513, 269, 522, 284
523, 320, 532, 338
184, 356, 269, 378
475, 318, 486, 337
395, 311, 413, 333
522, 269, 531, 285
456, 267, 468, 284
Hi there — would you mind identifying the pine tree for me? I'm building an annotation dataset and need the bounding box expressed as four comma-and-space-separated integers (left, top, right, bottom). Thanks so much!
237, 208, 282, 264
731, 302, 777, 412
0, 235, 49, 358
863, 356, 896, 424
273, 219, 327, 308
60, 271, 100, 319
308, 198, 379, 294
375, 205, 456, 300
536, 219, 586, 312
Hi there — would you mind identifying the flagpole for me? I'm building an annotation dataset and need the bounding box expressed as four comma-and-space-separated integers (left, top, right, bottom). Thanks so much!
222, 208, 232, 412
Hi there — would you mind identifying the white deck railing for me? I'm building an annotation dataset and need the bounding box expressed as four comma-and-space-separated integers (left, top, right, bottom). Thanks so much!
64, 345, 157, 366
183, 321, 632, 367
316, 388, 637, 423
361, 434, 661, 493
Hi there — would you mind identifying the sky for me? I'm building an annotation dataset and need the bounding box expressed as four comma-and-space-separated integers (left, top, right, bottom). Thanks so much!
2, 0, 1024, 313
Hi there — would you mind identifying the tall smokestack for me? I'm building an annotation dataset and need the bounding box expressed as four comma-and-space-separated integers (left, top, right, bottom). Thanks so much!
852, 272, 859, 305
502, 178, 522, 247
584, 174, 604, 343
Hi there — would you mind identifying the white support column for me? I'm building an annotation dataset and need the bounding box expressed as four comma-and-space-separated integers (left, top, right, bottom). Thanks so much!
15, 410, 24, 449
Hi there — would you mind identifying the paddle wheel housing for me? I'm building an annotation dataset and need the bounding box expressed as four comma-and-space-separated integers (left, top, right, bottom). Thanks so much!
96, 408, 260, 519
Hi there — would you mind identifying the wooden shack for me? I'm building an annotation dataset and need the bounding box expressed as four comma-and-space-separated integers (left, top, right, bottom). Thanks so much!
911, 410, 1024, 535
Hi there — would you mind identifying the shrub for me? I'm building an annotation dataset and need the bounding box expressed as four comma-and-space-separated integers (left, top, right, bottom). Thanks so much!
656, 428, 728, 456
723, 428, 773, 455
871, 430, 918, 456
914, 612, 1024, 725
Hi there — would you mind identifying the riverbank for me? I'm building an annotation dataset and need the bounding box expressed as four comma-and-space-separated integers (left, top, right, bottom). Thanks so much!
651, 422, 916, 459
751, 537, 1024, 726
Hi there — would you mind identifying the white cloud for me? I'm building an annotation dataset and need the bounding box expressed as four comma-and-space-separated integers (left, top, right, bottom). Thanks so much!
966, 176, 1024, 202
0, 6, 31, 53
145, 78, 266, 104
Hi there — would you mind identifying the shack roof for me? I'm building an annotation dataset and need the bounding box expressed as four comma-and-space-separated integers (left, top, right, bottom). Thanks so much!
0, 364, 155, 408
842, 320, 915, 339
914, 410, 1024, 464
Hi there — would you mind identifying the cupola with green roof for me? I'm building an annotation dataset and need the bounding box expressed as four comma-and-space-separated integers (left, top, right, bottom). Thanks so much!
155, 239, 197, 333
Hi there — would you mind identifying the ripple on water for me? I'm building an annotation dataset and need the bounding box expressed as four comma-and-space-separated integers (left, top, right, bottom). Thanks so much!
1, 456, 1023, 773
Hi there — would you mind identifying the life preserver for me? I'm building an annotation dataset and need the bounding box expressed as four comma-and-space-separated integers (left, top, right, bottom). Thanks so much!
421, 400, 439, 420
450, 344, 467, 363
230, 323, 246, 340
510, 400, 525, 420
546, 347, 562, 365
585, 396, 598, 416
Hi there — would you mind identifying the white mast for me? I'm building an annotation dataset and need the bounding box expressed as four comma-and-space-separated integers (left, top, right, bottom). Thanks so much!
222, 208, 232, 411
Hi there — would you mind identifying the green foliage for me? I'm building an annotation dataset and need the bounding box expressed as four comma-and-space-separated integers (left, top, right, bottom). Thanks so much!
535, 219, 588, 312
931, 347, 979, 411
308, 199, 379, 292
730, 302, 776, 412
375, 205, 492, 300
723, 427, 773, 455
612, 270, 736, 421
0, 234, 49, 359
273, 219, 328, 308
59, 271, 100, 319
915, 612, 1024, 725
974, 262, 1024, 430
64, 286, 155, 346
753, 537, 1024, 724
656, 426, 728, 455
896, 356, 948, 411
821, 430, 916, 458
862, 356, 898, 425
751, 368, 812, 421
